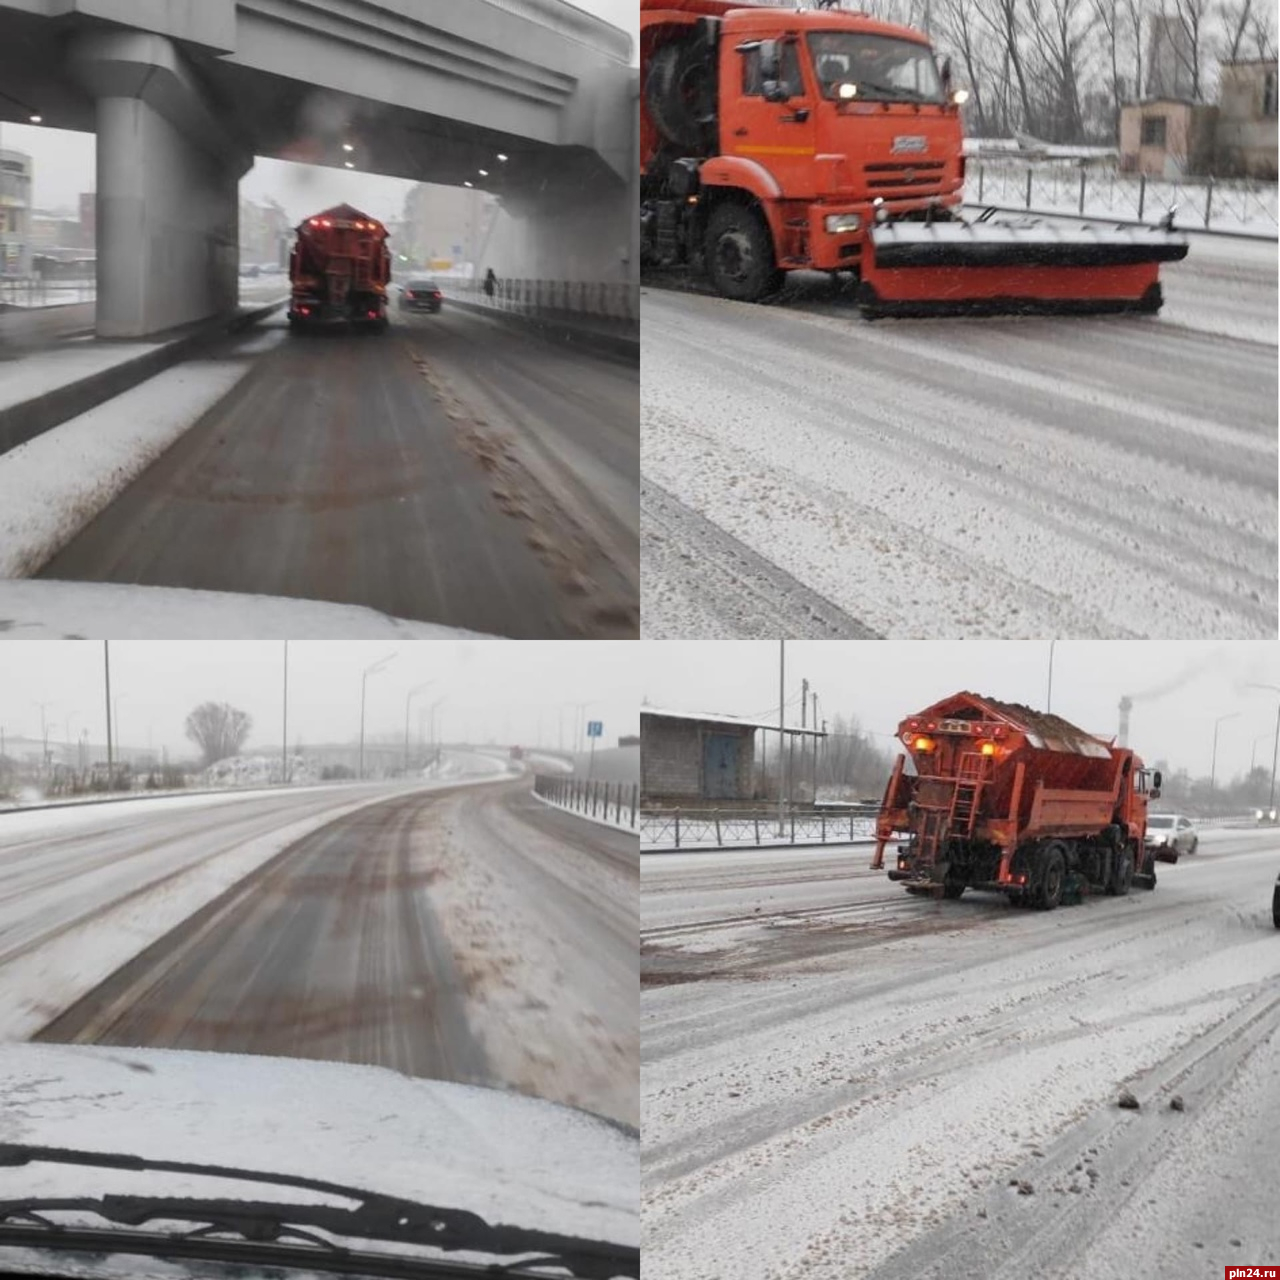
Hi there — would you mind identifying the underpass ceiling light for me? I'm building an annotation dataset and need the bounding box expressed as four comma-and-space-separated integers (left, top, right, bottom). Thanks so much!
497, 153, 508, 162
478, 169, 488, 176
344, 161, 354, 169
342, 142, 354, 152
29, 113, 42, 123
463, 181, 473, 188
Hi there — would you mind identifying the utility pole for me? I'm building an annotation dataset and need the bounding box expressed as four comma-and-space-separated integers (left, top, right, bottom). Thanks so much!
777, 639, 786, 835
104, 641, 113, 785
795, 677, 807, 803
282, 641, 289, 786
1046, 639, 1056, 712
811, 690, 819, 800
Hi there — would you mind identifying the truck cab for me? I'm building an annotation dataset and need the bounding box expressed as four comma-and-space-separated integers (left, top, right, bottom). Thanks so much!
642, 1, 965, 296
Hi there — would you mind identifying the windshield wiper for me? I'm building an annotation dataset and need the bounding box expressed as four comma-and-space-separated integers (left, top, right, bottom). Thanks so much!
0, 1144, 638, 1280
847, 82, 931, 103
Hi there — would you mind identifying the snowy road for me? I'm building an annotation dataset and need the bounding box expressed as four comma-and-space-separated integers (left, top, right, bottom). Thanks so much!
642, 829, 1280, 1277
641, 236, 1276, 639
35, 306, 638, 639
4, 772, 637, 1124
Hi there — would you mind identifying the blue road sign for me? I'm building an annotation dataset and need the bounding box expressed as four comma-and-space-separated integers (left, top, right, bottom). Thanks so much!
587, 721, 603, 738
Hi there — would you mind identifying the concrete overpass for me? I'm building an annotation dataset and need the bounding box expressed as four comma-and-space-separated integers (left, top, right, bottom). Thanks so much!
0, 0, 637, 336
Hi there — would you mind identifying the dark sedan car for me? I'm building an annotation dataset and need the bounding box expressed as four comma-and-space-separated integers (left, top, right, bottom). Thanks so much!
399, 279, 443, 313
1145, 813, 1198, 861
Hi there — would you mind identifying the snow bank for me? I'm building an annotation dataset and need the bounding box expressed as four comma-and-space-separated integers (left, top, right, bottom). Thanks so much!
0, 580, 495, 639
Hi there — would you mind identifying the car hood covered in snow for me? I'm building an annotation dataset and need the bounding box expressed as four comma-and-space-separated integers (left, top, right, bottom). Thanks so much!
0, 1042, 637, 1270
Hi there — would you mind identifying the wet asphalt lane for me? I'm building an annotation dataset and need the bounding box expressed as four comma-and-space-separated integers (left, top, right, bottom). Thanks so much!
38, 306, 638, 638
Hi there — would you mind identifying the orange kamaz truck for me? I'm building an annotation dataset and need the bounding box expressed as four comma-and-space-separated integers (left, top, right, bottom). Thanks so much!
288, 204, 390, 332
874, 692, 1166, 909
640, 0, 1187, 314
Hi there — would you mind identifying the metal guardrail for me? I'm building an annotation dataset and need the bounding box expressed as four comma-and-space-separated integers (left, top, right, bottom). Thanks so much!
638, 806, 1272, 851
0, 274, 96, 307
971, 162, 1278, 236
641, 804, 880, 850
442, 277, 639, 332
534, 773, 638, 828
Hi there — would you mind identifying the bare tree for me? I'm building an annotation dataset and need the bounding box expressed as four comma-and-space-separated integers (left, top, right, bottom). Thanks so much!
185, 702, 253, 767
1219, 0, 1254, 61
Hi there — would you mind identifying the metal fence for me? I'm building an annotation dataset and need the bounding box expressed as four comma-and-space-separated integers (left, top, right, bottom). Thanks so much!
534, 773, 638, 828
443, 277, 639, 333
641, 804, 880, 851
970, 162, 1278, 236
0, 274, 96, 307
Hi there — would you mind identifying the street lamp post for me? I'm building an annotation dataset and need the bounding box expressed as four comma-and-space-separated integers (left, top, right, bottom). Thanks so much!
429, 698, 446, 768
1245, 685, 1280, 812
403, 682, 434, 776
359, 653, 396, 780
1209, 712, 1240, 800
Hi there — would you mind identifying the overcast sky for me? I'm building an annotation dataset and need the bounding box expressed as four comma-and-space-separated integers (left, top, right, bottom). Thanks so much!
0, 0, 636, 218
0, 642, 636, 757
642, 642, 1280, 785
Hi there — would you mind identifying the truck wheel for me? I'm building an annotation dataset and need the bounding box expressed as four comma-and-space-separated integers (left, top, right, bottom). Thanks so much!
1107, 849, 1133, 896
1035, 844, 1066, 910
942, 866, 966, 899
705, 204, 781, 302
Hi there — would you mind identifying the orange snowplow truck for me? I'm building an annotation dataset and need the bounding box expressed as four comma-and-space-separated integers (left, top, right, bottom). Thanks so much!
873, 692, 1167, 909
640, 0, 1188, 315
288, 203, 391, 332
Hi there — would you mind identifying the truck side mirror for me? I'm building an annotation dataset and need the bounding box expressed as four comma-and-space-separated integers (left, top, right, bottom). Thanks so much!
940, 55, 953, 95
762, 79, 791, 103
1152, 770, 1162, 797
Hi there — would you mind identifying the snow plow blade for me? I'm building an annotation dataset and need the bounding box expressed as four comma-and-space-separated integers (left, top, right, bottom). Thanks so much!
858, 220, 1189, 318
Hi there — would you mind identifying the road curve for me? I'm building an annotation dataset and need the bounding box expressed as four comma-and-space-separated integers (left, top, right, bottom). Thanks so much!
36, 788, 486, 1084
35, 776, 639, 1123
39, 306, 638, 639
641, 237, 1276, 640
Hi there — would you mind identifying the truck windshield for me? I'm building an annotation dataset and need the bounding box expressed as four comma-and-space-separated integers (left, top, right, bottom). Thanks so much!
807, 32, 943, 104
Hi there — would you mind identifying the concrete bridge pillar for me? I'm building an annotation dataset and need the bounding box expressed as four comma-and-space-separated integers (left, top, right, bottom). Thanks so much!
69, 30, 251, 338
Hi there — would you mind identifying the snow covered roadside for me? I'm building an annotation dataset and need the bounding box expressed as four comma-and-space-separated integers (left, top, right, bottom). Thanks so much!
0, 358, 261, 578
0, 783, 341, 829
642, 831, 1280, 1279
417, 784, 637, 1126
0, 580, 495, 639
0, 767, 509, 1044
533, 789, 637, 834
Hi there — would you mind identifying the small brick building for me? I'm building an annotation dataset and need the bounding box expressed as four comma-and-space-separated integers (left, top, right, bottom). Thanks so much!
641, 708, 824, 807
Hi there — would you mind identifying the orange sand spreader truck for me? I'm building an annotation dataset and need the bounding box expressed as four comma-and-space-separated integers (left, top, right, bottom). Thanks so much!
873, 692, 1169, 910
640, 0, 1189, 316
288, 203, 391, 332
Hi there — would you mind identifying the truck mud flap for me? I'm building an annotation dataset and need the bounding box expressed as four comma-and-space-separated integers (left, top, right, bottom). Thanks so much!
860, 222, 1187, 319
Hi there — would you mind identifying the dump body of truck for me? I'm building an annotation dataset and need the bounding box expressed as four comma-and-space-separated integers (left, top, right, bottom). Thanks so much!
640, 0, 1187, 314
873, 691, 1165, 909
288, 204, 390, 332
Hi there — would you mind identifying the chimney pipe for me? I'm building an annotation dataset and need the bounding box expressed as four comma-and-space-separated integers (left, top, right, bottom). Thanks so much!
1118, 696, 1132, 747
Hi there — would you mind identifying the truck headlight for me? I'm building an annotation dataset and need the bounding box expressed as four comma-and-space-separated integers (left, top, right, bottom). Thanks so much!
824, 213, 862, 234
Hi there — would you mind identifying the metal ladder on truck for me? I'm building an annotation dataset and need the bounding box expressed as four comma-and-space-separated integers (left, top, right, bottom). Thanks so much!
910, 751, 990, 880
